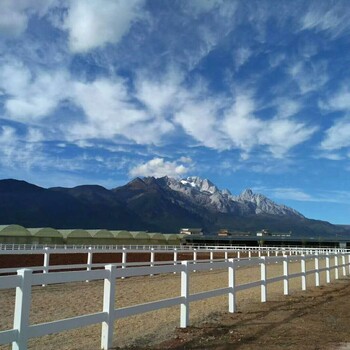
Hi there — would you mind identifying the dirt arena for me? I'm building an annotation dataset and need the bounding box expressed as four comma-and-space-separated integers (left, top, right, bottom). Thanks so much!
1, 254, 348, 350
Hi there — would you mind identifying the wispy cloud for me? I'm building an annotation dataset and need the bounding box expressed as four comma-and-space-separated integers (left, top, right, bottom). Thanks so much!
320, 116, 350, 151
257, 186, 350, 205
300, 2, 350, 38
0, 0, 56, 38
288, 61, 328, 94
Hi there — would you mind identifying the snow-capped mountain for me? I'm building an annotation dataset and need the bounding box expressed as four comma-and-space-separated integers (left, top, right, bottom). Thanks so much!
1, 177, 343, 236
165, 176, 304, 218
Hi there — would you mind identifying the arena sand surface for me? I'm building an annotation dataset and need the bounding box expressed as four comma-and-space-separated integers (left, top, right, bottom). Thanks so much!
0, 258, 348, 350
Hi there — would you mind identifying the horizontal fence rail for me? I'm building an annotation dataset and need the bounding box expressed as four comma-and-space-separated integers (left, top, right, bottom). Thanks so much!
1, 245, 348, 277
1, 243, 348, 253
0, 251, 349, 349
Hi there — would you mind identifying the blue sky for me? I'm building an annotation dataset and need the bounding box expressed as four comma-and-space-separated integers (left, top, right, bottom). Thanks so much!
0, 0, 350, 224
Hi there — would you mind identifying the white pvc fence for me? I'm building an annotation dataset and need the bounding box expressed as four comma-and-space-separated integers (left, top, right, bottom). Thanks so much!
1, 245, 346, 277
0, 252, 349, 350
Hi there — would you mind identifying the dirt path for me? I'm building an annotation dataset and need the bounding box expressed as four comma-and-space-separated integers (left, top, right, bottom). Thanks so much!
154, 278, 350, 350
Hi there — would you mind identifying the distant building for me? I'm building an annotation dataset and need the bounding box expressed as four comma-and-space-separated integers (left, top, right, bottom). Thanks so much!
256, 229, 271, 237
180, 228, 203, 235
218, 229, 253, 237
218, 229, 231, 237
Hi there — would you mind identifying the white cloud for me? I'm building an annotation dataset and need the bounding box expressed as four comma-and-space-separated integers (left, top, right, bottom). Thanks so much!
266, 187, 350, 205
0, 0, 56, 38
174, 99, 229, 150
69, 78, 174, 144
321, 87, 350, 112
261, 118, 317, 157
0, 125, 45, 170
62, 0, 145, 53
223, 94, 262, 151
129, 157, 192, 178
234, 47, 252, 70
222, 94, 316, 157
300, 2, 350, 37
288, 61, 328, 94
0, 59, 69, 123
316, 152, 344, 161
135, 69, 184, 116
269, 188, 314, 202
321, 117, 350, 151
275, 98, 301, 119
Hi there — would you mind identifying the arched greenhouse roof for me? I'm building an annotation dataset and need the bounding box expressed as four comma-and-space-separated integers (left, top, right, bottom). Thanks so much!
88, 229, 114, 238
163, 234, 180, 242
148, 232, 166, 241
28, 227, 63, 238
130, 231, 150, 240
59, 229, 91, 238
0, 225, 31, 236
111, 230, 133, 239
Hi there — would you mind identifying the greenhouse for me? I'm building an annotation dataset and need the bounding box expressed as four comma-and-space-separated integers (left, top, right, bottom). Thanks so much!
130, 231, 151, 245
60, 229, 91, 245
163, 234, 182, 246
0, 225, 32, 244
0, 225, 183, 246
110, 230, 134, 245
148, 232, 167, 245
88, 230, 115, 245
28, 228, 64, 245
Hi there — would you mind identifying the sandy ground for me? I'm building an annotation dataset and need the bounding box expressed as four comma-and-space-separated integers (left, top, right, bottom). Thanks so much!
156, 277, 350, 350
0, 257, 342, 350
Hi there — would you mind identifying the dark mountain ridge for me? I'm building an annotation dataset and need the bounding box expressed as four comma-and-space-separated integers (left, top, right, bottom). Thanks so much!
0, 177, 347, 236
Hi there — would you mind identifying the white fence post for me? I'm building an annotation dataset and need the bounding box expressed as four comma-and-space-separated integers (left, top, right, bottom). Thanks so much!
283, 255, 289, 295
42, 247, 50, 287
342, 254, 346, 277
101, 264, 117, 350
210, 251, 214, 271
180, 261, 189, 328
173, 248, 177, 274
315, 254, 320, 287
193, 249, 197, 273
150, 248, 155, 277
121, 247, 127, 280
86, 247, 93, 282
334, 255, 339, 280
228, 259, 236, 313
326, 254, 331, 283
348, 254, 350, 275
237, 251, 241, 259
260, 256, 267, 302
301, 255, 306, 291
13, 269, 33, 350
248, 250, 251, 260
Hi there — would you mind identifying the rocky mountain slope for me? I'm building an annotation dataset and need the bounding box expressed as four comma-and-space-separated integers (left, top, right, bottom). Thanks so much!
0, 177, 346, 236
165, 176, 304, 217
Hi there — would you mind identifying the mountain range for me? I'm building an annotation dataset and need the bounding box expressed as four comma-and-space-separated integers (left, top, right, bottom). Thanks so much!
0, 177, 348, 237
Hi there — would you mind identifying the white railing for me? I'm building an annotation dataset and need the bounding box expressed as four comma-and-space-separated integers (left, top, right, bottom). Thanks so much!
1, 245, 347, 278
1, 245, 346, 277
1, 243, 347, 253
0, 252, 349, 349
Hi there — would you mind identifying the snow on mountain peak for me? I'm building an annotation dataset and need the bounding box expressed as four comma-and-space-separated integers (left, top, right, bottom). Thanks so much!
181, 176, 219, 194
164, 176, 304, 218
